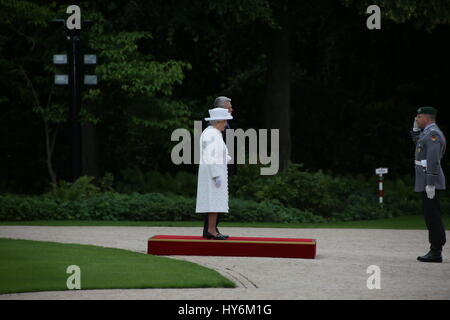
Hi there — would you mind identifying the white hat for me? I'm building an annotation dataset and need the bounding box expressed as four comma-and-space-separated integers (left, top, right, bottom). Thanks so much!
204, 107, 233, 121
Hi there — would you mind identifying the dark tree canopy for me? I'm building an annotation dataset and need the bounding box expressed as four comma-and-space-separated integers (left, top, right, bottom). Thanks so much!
1, 0, 449, 194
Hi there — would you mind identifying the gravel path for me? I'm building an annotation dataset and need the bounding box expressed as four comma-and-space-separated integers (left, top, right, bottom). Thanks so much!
0, 226, 449, 300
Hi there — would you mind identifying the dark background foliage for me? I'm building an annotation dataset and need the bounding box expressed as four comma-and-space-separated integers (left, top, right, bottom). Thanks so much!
0, 0, 449, 222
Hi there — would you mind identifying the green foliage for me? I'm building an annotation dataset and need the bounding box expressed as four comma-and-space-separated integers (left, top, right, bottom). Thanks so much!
330, 194, 390, 221
225, 199, 324, 223
0, 164, 425, 223
2, 0, 450, 199
46, 176, 100, 201
108, 163, 426, 222
341, 0, 450, 30
83, 16, 193, 130
383, 177, 421, 216
117, 167, 198, 197
32, 102, 67, 124
97, 172, 115, 192
89, 29, 190, 97
0, 1, 195, 191
0, 192, 323, 223
232, 163, 420, 221
0, 194, 60, 221
0, 0, 53, 27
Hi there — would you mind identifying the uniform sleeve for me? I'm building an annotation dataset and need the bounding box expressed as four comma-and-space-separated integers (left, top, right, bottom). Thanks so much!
410, 130, 421, 145
202, 132, 222, 178
425, 131, 443, 186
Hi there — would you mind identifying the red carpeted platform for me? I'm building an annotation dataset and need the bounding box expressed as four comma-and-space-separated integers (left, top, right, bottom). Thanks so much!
147, 235, 316, 259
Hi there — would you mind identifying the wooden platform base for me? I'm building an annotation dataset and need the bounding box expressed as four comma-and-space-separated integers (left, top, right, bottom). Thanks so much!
147, 235, 316, 259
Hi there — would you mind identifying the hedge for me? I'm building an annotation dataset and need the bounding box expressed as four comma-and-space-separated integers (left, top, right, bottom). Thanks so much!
0, 193, 325, 223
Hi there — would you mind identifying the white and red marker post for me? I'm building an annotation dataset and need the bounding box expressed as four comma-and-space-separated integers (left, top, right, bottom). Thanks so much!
375, 168, 388, 205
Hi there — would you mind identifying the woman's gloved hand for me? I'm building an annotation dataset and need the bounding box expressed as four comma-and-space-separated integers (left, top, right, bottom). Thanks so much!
213, 176, 221, 188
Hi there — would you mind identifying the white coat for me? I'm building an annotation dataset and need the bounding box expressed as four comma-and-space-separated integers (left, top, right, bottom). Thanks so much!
195, 126, 231, 213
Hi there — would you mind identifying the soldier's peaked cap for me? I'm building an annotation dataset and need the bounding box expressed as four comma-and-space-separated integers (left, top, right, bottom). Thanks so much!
417, 106, 437, 115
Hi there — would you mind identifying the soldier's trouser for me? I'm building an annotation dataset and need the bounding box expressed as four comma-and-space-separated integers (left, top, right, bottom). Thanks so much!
421, 191, 446, 250
203, 213, 221, 237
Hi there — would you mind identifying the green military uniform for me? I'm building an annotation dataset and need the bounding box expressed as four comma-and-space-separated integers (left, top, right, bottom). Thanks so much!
411, 106, 446, 262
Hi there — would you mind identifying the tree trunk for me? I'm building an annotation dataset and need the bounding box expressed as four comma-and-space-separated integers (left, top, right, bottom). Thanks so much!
263, 4, 292, 171
19, 65, 59, 185
44, 120, 58, 185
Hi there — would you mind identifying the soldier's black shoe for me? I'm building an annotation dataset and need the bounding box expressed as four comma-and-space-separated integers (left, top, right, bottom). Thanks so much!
417, 250, 443, 263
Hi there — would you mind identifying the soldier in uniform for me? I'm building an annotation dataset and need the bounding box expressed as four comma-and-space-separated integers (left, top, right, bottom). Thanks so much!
411, 106, 447, 262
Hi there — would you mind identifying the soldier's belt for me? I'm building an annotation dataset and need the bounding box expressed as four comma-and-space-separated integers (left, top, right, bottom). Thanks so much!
415, 160, 427, 167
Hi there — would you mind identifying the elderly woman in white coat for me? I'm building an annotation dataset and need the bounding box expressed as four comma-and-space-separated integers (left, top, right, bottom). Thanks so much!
196, 108, 232, 240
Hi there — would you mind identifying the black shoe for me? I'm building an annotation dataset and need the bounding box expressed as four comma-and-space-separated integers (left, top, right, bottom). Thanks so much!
203, 230, 229, 239
216, 228, 229, 239
205, 232, 228, 240
417, 250, 443, 263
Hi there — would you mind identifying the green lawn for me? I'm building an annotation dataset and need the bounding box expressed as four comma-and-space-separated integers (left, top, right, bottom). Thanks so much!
1, 215, 449, 229
0, 238, 235, 294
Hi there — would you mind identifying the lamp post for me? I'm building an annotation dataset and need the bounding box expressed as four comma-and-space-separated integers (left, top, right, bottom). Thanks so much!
52, 8, 97, 182
67, 27, 82, 180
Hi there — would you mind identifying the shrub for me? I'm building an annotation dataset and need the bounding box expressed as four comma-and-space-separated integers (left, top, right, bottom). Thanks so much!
231, 163, 422, 221
0, 192, 324, 223
116, 167, 197, 197
46, 176, 100, 201
0, 166, 428, 223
